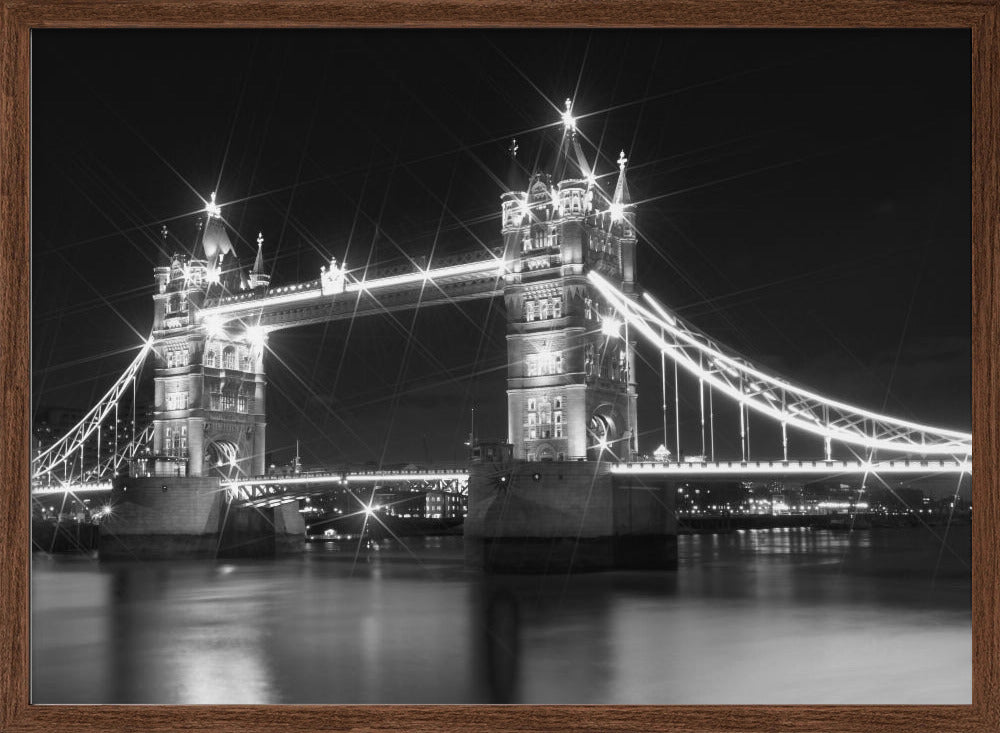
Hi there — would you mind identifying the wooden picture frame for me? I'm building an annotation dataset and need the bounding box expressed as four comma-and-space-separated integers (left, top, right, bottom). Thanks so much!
2, 1, 996, 731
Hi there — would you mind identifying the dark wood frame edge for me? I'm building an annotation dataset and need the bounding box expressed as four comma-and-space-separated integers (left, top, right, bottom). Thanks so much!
2, 2, 997, 731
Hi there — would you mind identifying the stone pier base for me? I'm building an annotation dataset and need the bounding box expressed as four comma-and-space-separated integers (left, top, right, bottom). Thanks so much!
98, 476, 305, 560
464, 461, 677, 573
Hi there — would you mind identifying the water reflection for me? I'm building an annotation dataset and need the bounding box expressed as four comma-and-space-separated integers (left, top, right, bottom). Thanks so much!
32, 527, 970, 704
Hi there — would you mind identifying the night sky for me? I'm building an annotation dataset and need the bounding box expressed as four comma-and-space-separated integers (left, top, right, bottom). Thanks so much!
31, 29, 970, 470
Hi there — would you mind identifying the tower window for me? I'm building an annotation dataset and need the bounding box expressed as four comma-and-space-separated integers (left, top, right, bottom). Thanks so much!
539, 401, 552, 425
545, 227, 558, 249
164, 425, 187, 457
527, 398, 537, 411
552, 296, 562, 319
222, 346, 237, 370
525, 300, 537, 322
525, 350, 563, 377
554, 396, 563, 409
165, 347, 189, 369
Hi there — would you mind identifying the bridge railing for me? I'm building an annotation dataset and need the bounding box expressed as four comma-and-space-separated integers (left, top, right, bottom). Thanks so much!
613, 458, 971, 474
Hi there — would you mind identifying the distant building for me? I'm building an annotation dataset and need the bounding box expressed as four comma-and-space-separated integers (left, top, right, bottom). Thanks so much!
470, 441, 514, 464
424, 490, 466, 520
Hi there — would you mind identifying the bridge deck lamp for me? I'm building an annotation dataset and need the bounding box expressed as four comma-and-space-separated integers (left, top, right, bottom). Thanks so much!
203, 314, 225, 339
601, 315, 623, 339
245, 325, 267, 349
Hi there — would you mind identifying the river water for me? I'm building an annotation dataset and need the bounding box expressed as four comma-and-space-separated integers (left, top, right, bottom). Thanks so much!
31, 525, 970, 704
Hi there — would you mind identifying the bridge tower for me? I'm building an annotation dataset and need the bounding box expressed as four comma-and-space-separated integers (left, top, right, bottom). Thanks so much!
502, 101, 639, 462
150, 196, 267, 478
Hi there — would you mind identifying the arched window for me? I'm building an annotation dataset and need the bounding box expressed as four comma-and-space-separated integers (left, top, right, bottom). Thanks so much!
222, 346, 236, 370
205, 350, 217, 368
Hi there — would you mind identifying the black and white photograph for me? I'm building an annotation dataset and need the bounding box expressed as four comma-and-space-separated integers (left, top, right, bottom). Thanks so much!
30, 29, 971, 705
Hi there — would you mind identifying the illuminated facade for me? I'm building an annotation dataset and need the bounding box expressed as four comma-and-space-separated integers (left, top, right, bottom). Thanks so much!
151, 202, 269, 478
148, 104, 641, 475
502, 103, 639, 461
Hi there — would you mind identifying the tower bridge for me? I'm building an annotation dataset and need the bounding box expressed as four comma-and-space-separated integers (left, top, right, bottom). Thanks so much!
31, 100, 971, 567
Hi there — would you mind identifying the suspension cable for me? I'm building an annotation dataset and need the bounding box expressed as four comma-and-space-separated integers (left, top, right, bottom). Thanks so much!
589, 272, 970, 456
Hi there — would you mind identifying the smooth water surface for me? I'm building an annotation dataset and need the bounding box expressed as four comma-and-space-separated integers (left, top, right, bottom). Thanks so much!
32, 526, 970, 704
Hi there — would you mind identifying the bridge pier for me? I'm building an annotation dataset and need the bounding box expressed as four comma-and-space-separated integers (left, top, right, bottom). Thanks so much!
464, 461, 677, 573
98, 477, 305, 560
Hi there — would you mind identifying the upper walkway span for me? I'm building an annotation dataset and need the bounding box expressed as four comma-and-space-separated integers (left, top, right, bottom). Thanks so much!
199, 248, 505, 331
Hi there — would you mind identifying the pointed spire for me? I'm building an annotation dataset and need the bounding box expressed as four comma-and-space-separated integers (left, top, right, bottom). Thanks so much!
506, 138, 525, 191
253, 233, 265, 274
249, 231, 270, 289
192, 218, 204, 256
560, 98, 576, 133
613, 150, 631, 205
552, 98, 593, 182
200, 190, 234, 265
551, 98, 576, 180
206, 191, 222, 219
157, 224, 170, 266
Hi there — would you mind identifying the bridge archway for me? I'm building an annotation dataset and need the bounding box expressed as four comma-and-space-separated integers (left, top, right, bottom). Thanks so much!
206, 439, 242, 479
532, 442, 557, 462
587, 406, 624, 460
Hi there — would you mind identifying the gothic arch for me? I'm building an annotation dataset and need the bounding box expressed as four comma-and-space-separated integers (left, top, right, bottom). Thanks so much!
587, 404, 624, 460
206, 439, 241, 479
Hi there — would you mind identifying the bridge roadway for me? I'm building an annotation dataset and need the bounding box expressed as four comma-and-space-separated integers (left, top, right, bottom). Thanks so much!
223, 468, 472, 507
200, 248, 506, 330
612, 458, 971, 480
31, 459, 969, 502
224, 458, 969, 507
